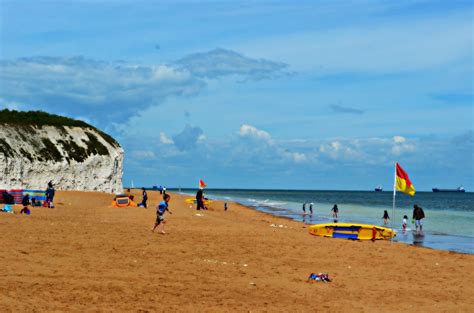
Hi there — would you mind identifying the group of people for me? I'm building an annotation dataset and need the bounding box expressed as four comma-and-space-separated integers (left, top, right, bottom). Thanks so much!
1, 181, 56, 215
304, 201, 426, 231
151, 187, 230, 234
380, 205, 426, 232
302, 202, 314, 215
303, 203, 338, 221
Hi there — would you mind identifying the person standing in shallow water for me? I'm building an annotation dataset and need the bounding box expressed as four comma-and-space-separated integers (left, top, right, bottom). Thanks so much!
302, 203, 306, 214
309, 203, 313, 215
412, 204, 425, 232
382, 210, 390, 225
331, 204, 339, 222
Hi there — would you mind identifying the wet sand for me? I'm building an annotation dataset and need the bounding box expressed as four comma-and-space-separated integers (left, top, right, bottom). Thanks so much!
1, 190, 473, 312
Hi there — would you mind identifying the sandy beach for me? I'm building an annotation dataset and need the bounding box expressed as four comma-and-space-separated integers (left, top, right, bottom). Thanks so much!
1, 190, 473, 312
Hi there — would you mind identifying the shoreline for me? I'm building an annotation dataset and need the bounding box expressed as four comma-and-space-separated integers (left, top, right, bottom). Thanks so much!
177, 190, 474, 255
1, 190, 473, 311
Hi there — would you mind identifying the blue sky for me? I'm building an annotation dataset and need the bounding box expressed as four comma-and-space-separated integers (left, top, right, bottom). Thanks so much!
1, 0, 472, 190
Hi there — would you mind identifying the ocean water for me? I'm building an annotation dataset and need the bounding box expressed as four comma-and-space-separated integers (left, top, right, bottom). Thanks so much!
174, 189, 474, 254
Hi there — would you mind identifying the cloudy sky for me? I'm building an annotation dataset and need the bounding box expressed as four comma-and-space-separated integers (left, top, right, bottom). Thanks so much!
1, 0, 472, 190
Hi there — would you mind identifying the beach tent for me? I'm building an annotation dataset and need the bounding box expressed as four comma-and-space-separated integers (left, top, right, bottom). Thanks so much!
112, 194, 136, 207
0, 189, 24, 204
23, 189, 47, 202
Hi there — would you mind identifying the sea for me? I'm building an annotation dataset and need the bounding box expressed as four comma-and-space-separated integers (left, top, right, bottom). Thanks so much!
172, 188, 474, 254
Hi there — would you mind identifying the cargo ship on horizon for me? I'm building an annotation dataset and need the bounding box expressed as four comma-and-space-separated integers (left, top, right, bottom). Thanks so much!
432, 186, 465, 193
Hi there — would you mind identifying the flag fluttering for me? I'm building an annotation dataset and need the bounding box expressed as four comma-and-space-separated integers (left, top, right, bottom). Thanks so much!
395, 163, 416, 196
199, 179, 207, 189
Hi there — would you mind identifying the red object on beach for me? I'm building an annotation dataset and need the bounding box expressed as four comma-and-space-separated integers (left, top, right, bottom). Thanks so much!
9, 189, 24, 204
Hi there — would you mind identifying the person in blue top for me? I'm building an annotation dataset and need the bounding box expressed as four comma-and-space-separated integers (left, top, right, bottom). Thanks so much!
152, 194, 172, 234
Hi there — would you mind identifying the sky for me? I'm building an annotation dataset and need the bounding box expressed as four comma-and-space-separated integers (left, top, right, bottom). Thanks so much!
0, 0, 473, 191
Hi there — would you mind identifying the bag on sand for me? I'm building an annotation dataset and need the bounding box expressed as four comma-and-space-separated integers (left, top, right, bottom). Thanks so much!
308, 273, 331, 282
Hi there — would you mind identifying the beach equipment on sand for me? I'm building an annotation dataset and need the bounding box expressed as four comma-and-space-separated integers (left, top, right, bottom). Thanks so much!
112, 194, 136, 207
309, 223, 396, 240
185, 198, 212, 206
308, 273, 331, 282
1, 204, 14, 213
23, 190, 47, 202
9, 190, 24, 204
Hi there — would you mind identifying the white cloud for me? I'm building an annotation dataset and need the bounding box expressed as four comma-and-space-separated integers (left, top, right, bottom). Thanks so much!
197, 134, 207, 143
0, 56, 201, 125
393, 136, 406, 143
287, 152, 307, 163
132, 150, 156, 160
391, 135, 415, 156
159, 132, 174, 145
0, 49, 287, 126
239, 124, 272, 142
175, 48, 288, 79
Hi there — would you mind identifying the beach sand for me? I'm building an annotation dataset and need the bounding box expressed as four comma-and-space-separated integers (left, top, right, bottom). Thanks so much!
1, 190, 473, 312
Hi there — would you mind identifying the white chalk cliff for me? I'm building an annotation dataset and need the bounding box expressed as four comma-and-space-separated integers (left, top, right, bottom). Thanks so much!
0, 124, 123, 193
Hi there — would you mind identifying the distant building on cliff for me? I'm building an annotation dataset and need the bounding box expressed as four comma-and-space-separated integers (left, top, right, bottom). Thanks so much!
0, 109, 123, 193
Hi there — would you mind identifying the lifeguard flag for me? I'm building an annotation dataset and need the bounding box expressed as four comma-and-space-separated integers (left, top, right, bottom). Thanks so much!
396, 163, 416, 196
199, 179, 207, 189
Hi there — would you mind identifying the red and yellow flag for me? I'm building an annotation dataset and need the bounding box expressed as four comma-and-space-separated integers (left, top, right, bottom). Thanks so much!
396, 163, 416, 196
199, 179, 207, 189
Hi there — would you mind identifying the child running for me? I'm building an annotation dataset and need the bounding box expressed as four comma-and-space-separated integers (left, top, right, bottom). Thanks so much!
152, 194, 172, 234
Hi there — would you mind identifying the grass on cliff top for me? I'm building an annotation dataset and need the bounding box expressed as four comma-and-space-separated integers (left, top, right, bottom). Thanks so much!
0, 109, 120, 147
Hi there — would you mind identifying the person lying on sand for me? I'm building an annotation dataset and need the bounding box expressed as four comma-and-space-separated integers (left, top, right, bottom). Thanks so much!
152, 194, 172, 234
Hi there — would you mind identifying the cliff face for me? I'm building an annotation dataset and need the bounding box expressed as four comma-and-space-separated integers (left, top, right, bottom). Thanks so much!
0, 124, 123, 193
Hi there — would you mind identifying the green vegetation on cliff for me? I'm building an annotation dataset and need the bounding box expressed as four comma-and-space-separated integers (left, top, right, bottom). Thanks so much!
0, 109, 119, 147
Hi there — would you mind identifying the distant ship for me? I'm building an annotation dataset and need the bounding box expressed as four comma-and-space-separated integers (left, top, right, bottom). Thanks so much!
374, 186, 383, 192
432, 186, 465, 193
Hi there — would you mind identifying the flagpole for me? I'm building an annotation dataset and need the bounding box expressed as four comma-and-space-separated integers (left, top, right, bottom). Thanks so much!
391, 162, 397, 242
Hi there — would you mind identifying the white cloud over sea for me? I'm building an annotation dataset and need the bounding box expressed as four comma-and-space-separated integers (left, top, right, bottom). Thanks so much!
0, 50, 288, 127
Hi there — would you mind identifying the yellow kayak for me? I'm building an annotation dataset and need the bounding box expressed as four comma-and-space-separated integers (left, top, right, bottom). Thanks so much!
185, 198, 212, 205
309, 223, 396, 240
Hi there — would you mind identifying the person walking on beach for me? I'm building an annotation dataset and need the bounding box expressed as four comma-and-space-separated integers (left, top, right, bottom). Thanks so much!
196, 188, 205, 210
45, 181, 55, 208
302, 203, 306, 214
412, 204, 425, 232
331, 204, 339, 221
224, 202, 228, 211
382, 210, 390, 225
152, 194, 172, 234
139, 187, 148, 208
